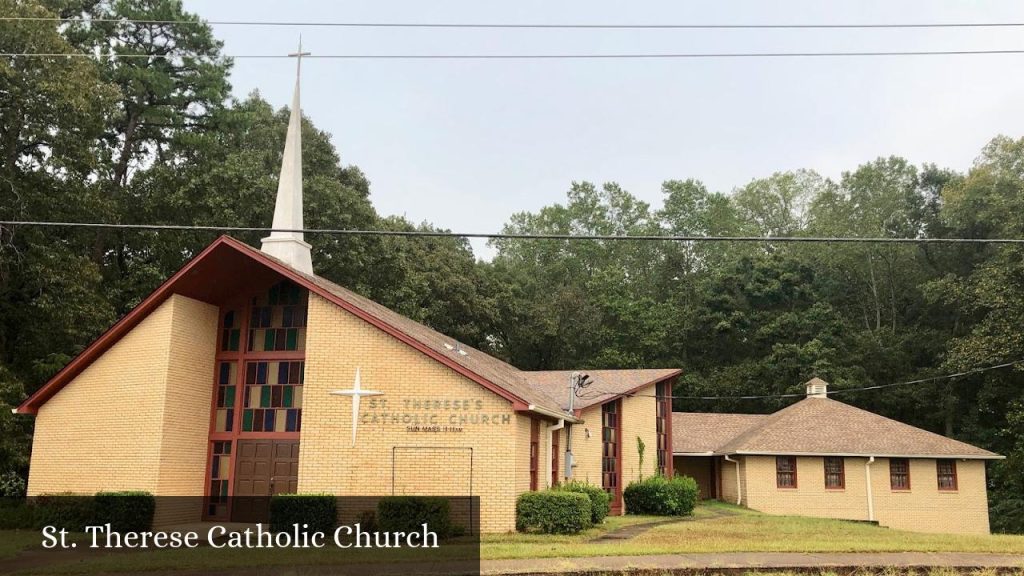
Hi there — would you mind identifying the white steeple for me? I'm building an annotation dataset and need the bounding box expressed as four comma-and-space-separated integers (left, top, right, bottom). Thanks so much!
261, 40, 313, 274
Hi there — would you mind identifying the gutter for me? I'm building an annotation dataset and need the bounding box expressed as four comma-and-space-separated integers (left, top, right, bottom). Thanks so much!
724, 455, 742, 506
729, 450, 1003, 460
547, 419, 566, 486
865, 456, 876, 522
528, 403, 582, 424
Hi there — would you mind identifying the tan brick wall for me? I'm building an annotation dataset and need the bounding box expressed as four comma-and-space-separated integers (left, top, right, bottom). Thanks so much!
720, 455, 745, 500
27, 295, 217, 525
154, 296, 219, 524
739, 455, 991, 534
567, 386, 660, 513
620, 390, 658, 488
298, 293, 521, 533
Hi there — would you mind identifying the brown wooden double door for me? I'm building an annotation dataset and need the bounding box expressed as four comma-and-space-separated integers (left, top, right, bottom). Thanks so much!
231, 439, 299, 522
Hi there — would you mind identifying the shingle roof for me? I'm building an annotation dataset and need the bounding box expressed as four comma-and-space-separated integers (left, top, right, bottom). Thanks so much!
672, 413, 769, 454
713, 397, 1001, 460
524, 369, 683, 411
230, 239, 572, 415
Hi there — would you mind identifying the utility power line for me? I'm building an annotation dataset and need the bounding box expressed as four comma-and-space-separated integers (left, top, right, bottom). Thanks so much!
6, 49, 1024, 60
579, 360, 1024, 402
4, 17, 1024, 30
3, 221, 1024, 244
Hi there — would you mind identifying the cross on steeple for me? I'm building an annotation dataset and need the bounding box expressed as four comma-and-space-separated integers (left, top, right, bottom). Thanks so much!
289, 38, 311, 76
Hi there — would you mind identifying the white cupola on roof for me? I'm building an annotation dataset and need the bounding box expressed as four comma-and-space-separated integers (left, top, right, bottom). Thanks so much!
805, 377, 829, 398
260, 41, 313, 274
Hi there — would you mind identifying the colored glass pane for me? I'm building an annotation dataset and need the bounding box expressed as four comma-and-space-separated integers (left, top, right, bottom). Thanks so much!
286, 329, 298, 350
264, 329, 276, 351
256, 362, 267, 384
286, 409, 298, 432
264, 410, 275, 431
229, 330, 240, 351
278, 363, 289, 385
271, 386, 282, 408
224, 386, 235, 408
242, 410, 253, 431
283, 386, 293, 408
260, 386, 271, 408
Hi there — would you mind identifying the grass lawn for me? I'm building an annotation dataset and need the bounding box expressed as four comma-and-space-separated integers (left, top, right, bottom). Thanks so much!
484, 502, 1024, 559
0, 530, 44, 560
4, 503, 1024, 574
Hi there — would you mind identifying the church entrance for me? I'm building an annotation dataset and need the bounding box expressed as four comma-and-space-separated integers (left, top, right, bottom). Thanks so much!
231, 439, 300, 522
204, 279, 309, 522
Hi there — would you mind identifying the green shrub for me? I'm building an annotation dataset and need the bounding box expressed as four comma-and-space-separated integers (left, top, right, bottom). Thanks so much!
0, 504, 35, 529
556, 481, 610, 524
623, 475, 699, 516
94, 491, 155, 532
270, 494, 337, 534
31, 493, 95, 531
516, 491, 591, 534
377, 497, 452, 538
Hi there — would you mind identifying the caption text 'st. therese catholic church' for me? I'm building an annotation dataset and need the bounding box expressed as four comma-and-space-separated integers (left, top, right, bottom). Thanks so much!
15, 54, 1000, 535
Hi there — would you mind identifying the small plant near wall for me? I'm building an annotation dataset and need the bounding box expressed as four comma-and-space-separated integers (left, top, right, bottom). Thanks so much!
637, 437, 646, 480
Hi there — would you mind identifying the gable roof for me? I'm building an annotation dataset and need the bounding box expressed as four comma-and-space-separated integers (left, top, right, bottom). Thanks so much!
524, 369, 682, 411
672, 412, 769, 454
19, 236, 677, 421
706, 397, 1001, 460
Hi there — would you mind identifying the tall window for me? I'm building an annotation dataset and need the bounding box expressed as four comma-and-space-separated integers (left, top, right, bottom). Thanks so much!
776, 456, 797, 488
529, 419, 540, 491
551, 428, 560, 487
656, 381, 672, 476
206, 280, 308, 520
890, 458, 911, 490
602, 401, 621, 503
824, 457, 845, 489
937, 459, 958, 491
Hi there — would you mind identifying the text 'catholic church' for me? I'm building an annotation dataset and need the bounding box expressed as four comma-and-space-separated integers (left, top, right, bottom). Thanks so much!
16, 56, 1001, 535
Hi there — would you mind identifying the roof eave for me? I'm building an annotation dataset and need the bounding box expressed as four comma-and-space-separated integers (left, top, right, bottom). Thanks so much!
15, 236, 237, 415
576, 369, 683, 409
723, 450, 1004, 460
17, 236, 536, 415
526, 404, 583, 424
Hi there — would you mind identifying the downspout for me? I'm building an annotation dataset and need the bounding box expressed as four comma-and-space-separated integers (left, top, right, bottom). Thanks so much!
864, 456, 876, 522
724, 455, 742, 506
547, 419, 565, 487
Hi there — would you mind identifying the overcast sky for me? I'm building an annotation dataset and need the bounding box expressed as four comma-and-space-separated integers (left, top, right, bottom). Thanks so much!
182, 1, 1024, 259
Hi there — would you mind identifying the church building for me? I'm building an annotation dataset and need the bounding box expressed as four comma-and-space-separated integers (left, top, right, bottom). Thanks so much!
14, 58, 677, 533
15, 55, 1000, 536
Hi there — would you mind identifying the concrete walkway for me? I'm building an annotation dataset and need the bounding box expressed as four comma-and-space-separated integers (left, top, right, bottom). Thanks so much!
481, 552, 1024, 575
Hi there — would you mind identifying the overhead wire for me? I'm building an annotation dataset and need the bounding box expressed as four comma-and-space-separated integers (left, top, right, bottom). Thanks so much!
4, 17, 1024, 30
3, 221, 1024, 244
574, 360, 1024, 402
5, 49, 1024, 60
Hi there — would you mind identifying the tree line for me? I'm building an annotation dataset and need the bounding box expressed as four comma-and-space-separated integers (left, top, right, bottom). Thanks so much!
2, 0, 1023, 532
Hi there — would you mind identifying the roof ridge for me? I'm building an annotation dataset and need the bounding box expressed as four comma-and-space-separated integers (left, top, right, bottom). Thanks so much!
715, 398, 806, 452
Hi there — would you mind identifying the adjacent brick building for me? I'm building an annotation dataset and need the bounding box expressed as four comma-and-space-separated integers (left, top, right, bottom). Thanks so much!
673, 379, 1001, 534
